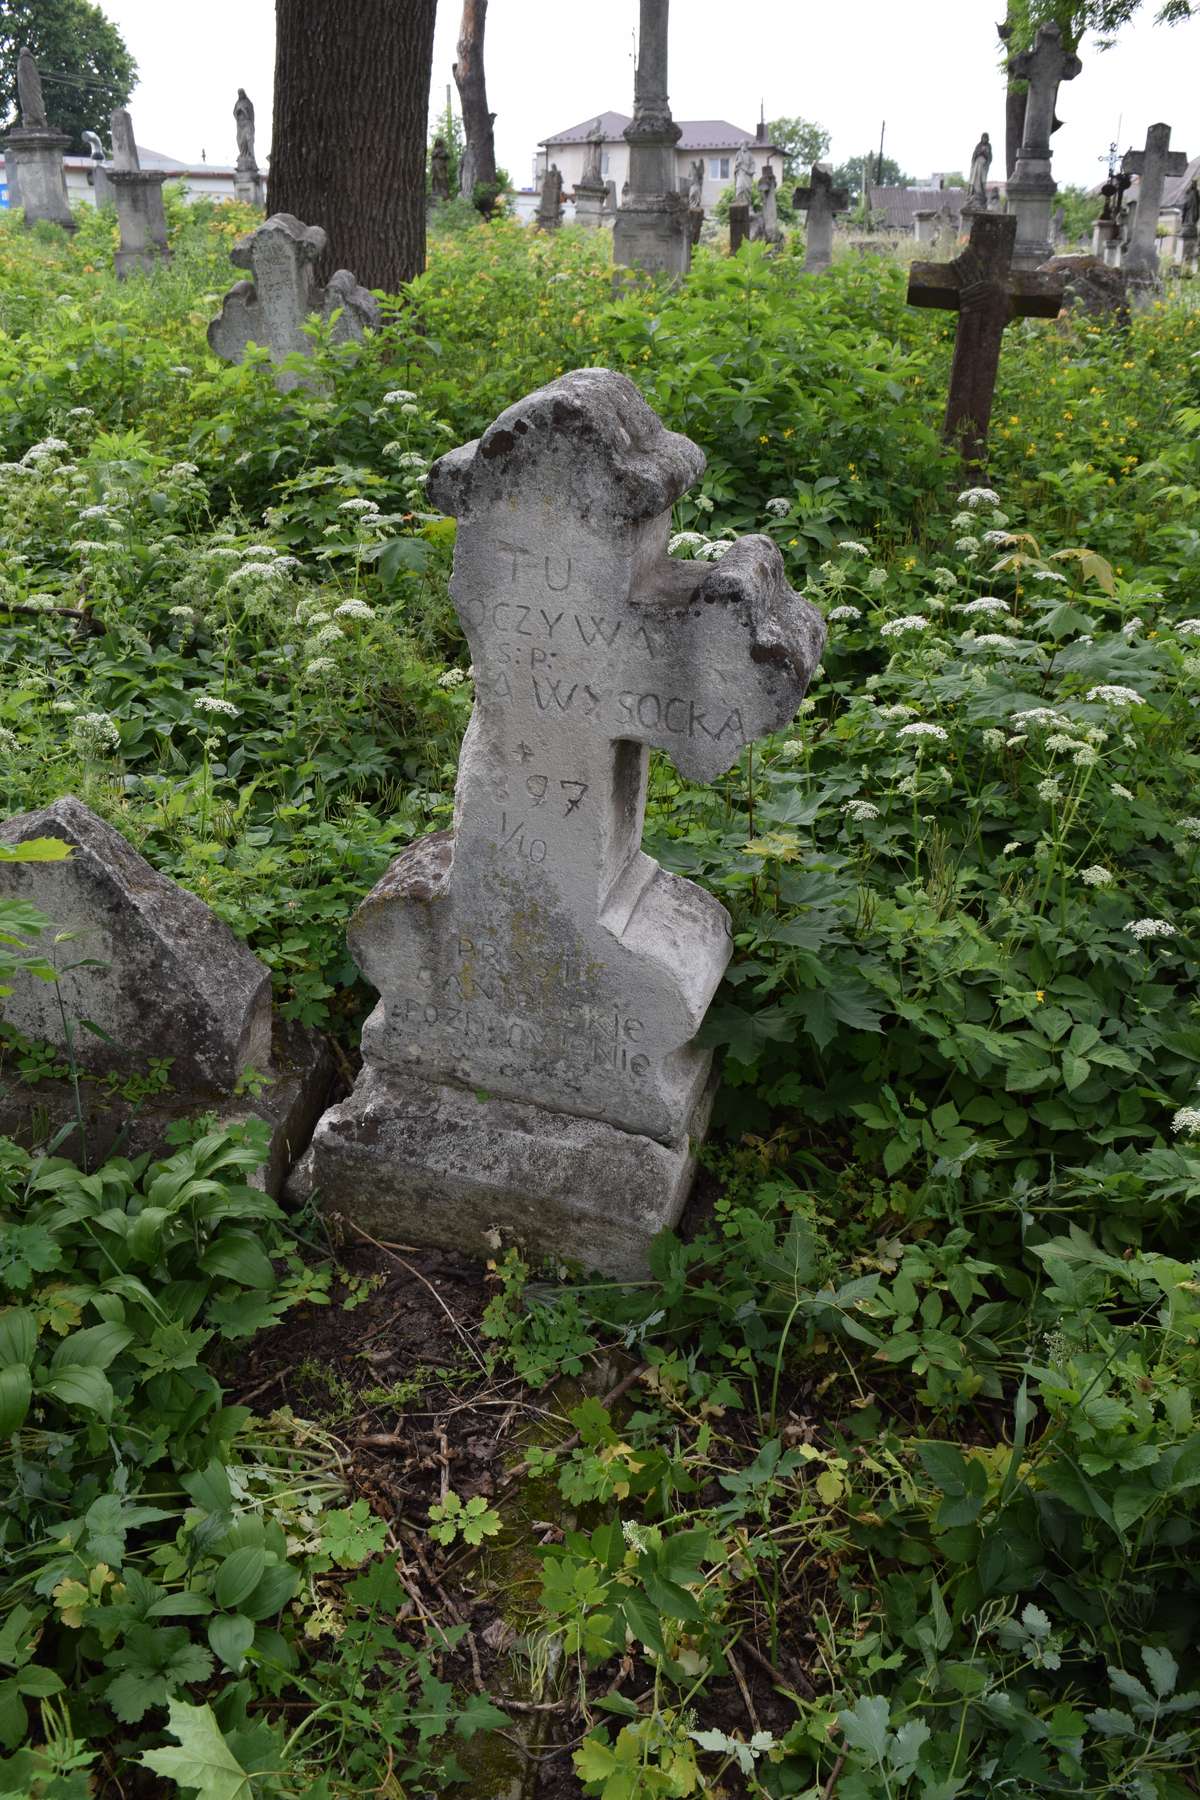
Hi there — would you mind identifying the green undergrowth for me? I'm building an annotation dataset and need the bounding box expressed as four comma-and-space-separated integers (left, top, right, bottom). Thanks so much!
0, 201, 1198, 1794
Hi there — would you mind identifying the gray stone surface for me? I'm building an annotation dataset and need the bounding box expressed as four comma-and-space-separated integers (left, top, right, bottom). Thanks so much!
297, 368, 824, 1273
111, 106, 139, 172
795, 164, 848, 272
756, 164, 780, 244
4, 47, 75, 232
234, 88, 258, 172
729, 201, 750, 253
1038, 254, 1129, 320
108, 108, 170, 277
17, 47, 48, 129
965, 133, 993, 212
290, 1065, 714, 1277
208, 213, 380, 391
0, 796, 271, 1093
0, 797, 332, 1193
536, 162, 564, 229
1121, 123, 1187, 281
1006, 23, 1081, 268
614, 0, 690, 279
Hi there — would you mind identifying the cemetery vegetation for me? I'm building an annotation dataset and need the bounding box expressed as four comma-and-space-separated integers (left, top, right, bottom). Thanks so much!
0, 196, 1199, 1795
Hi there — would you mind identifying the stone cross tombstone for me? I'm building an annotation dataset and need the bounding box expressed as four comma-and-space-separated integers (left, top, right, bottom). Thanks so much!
795, 163, 849, 272
907, 212, 1064, 465
753, 164, 781, 244
4, 46, 75, 232
1006, 22, 1081, 267
0, 797, 330, 1191
108, 107, 171, 278
1122, 123, 1188, 281
293, 369, 825, 1275
208, 213, 380, 392
614, 0, 690, 279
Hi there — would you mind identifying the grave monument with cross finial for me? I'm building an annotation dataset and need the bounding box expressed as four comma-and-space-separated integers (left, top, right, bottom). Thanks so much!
795, 164, 849, 273
108, 107, 171, 278
208, 213, 380, 392
1006, 21, 1081, 268
907, 212, 1064, 466
1121, 123, 1188, 282
291, 369, 825, 1275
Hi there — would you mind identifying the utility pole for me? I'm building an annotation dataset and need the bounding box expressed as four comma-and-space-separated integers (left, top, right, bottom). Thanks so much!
876, 120, 886, 184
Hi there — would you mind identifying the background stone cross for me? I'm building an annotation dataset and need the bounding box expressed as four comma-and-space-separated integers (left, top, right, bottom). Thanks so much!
907, 213, 1063, 465
795, 164, 849, 272
1122, 123, 1187, 279
348, 369, 824, 1150
1010, 21, 1081, 161
207, 213, 380, 391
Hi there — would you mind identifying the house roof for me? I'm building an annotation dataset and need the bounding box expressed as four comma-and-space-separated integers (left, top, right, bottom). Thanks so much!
1162, 153, 1200, 210
868, 185, 968, 230
541, 111, 782, 153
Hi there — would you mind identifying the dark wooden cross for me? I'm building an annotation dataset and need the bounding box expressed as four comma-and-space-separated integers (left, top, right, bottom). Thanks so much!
906, 212, 1063, 466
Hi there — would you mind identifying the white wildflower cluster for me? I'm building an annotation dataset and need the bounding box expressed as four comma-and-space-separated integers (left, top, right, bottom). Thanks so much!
1123, 918, 1176, 940
876, 703, 916, 721
333, 600, 375, 621
956, 596, 1011, 617
1045, 733, 1085, 754
668, 531, 706, 554
0, 727, 19, 754
955, 537, 981, 556
778, 738, 806, 759
818, 561, 849, 591
227, 560, 283, 587
1073, 745, 1099, 767
1178, 817, 1200, 840
438, 668, 467, 689
1111, 782, 1134, 801
1012, 707, 1069, 730
1170, 1106, 1200, 1138
338, 497, 380, 516
77, 503, 111, 522
981, 728, 1006, 751
206, 546, 242, 563
1172, 618, 1200, 639
958, 487, 1001, 509
983, 529, 1017, 548
72, 540, 112, 556
696, 539, 732, 561
931, 568, 958, 592
392, 450, 428, 471
827, 604, 862, 622
838, 540, 871, 557
1080, 866, 1113, 886
865, 566, 888, 592
167, 460, 201, 480
22, 437, 71, 464
168, 605, 195, 621
1036, 776, 1062, 803
842, 799, 880, 822
303, 656, 337, 679
1003, 841, 1022, 856
880, 615, 929, 639
23, 594, 58, 611
194, 694, 239, 717
381, 389, 417, 405
310, 623, 344, 650
765, 497, 791, 518
898, 722, 948, 741
972, 635, 1016, 651
1031, 569, 1068, 585
1122, 617, 1143, 637
70, 711, 120, 755
1086, 685, 1143, 708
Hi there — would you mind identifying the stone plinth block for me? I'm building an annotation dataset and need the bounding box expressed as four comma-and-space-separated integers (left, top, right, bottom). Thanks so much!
4, 129, 75, 231
290, 1066, 715, 1278
298, 369, 824, 1274
208, 212, 380, 392
614, 191, 691, 280
110, 169, 170, 278
574, 182, 608, 230
0, 797, 271, 1092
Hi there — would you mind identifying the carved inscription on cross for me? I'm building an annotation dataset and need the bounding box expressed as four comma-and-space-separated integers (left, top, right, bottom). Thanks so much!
794, 164, 849, 273
348, 369, 824, 1149
907, 213, 1063, 466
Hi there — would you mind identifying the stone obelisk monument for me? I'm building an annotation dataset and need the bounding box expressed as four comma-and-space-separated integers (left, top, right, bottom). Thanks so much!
613, 0, 690, 279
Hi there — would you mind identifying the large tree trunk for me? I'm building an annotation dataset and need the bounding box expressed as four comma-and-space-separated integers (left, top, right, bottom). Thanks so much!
269, 0, 437, 293
997, 12, 1025, 179
453, 0, 496, 204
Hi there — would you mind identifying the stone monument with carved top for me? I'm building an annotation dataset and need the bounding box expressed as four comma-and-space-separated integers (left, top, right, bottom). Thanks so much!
1121, 123, 1188, 282
1006, 22, 1081, 267
614, 0, 690, 278
291, 368, 824, 1274
208, 213, 380, 391
108, 107, 171, 278
3, 46, 76, 231
795, 164, 849, 273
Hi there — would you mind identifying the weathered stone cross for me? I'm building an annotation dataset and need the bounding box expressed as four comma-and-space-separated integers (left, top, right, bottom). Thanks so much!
296, 369, 824, 1274
1006, 21, 1082, 266
207, 212, 379, 391
1121, 123, 1188, 281
907, 212, 1063, 466
794, 164, 849, 273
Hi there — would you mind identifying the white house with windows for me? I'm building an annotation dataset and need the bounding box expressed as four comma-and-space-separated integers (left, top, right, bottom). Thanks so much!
534, 112, 784, 211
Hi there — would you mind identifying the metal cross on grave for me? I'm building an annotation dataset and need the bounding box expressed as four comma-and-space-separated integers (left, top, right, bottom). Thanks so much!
907, 212, 1063, 466
346, 369, 825, 1153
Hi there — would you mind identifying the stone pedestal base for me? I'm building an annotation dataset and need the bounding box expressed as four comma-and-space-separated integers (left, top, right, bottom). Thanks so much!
0, 1020, 334, 1197
1006, 166, 1055, 269
110, 169, 170, 278
574, 183, 608, 230
4, 128, 75, 230
289, 1064, 717, 1279
613, 194, 691, 279
234, 169, 265, 207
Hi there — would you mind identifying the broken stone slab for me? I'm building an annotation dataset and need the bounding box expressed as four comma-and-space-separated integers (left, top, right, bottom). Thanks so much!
1038, 254, 1129, 321
207, 212, 380, 392
291, 368, 825, 1273
0, 797, 332, 1192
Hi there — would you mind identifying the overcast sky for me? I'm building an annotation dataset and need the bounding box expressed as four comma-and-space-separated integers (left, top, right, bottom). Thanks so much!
95, 0, 1200, 190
